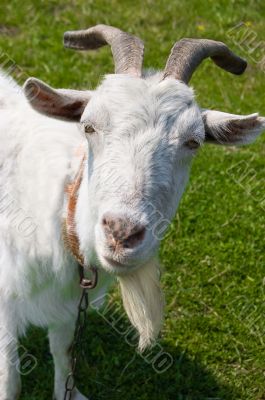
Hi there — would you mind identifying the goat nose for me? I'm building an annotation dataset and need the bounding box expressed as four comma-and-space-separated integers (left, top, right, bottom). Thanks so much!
102, 213, 146, 249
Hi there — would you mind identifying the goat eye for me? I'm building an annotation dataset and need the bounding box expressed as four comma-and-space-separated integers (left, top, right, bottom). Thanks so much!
185, 139, 200, 150
84, 124, 96, 135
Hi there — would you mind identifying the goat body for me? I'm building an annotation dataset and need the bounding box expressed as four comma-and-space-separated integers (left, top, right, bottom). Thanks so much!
0, 73, 111, 399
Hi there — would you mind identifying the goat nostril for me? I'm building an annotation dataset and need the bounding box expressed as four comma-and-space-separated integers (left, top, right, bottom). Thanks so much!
124, 227, 146, 248
102, 217, 107, 226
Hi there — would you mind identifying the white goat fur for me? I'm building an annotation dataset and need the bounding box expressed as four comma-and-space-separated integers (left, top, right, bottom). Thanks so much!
0, 69, 264, 400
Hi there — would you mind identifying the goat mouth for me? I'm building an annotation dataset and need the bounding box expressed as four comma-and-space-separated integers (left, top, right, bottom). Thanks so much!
100, 254, 146, 275
103, 256, 128, 269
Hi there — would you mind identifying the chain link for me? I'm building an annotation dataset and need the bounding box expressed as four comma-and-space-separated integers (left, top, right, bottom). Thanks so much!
64, 266, 98, 400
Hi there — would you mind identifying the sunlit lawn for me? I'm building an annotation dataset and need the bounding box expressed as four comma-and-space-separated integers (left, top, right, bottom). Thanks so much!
0, 0, 264, 399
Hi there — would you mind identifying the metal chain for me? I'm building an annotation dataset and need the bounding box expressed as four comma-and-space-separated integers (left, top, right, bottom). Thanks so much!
64, 265, 98, 400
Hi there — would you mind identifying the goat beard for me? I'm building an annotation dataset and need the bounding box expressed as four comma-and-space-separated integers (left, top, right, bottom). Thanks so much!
118, 259, 164, 352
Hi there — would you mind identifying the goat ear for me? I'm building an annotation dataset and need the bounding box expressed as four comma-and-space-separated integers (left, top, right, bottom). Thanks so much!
202, 110, 265, 146
23, 78, 90, 121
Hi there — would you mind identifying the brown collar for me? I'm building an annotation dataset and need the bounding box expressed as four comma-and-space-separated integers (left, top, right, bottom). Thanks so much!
62, 149, 98, 290
62, 152, 86, 267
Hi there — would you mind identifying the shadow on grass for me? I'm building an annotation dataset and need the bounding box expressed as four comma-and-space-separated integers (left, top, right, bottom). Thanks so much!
20, 311, 242, 400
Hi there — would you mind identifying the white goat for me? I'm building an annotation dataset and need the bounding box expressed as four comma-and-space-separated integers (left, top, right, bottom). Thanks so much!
0, 24, 264, 400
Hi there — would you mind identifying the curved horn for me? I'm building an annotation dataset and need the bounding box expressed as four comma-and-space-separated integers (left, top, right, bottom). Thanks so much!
163, 38, 247, 83
64, 24, 144, 77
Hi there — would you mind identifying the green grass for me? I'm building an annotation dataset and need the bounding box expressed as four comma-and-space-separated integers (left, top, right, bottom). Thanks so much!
1, 0, 265, 399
